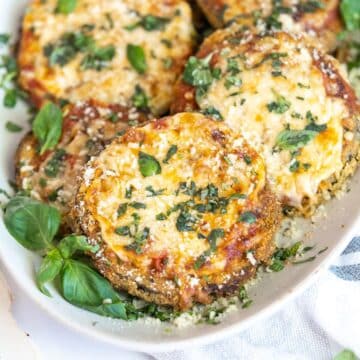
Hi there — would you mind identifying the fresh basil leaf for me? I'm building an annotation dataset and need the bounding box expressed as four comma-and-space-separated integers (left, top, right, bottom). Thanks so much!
138, 151, 161, 177
340, 0, 360, 31
127, 44, 147, 74
275, 129, 317, 152
4, 196, 60, 251
58, 235, 99, 259
32, 102, 63, 155
334, 349, 357, 360
60, 260, 127, 319
36, 248, 64, 296
56, 0, 78, 14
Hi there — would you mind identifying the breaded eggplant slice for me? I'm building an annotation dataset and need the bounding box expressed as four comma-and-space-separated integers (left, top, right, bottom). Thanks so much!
196, 0, 342, 51
171, 29, 360, 216
17, 0, 196, 116
15, 101, 143, 229
73, 112, 282, 309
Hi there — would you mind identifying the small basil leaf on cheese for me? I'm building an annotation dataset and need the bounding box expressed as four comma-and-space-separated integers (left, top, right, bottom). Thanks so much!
131, 85, 149, 110
4, 196, 60, 251
238, 211, 257, 224
125, 15, 171, 31
33, 102, 63, 155
3, 88, 17, 108
163, 144, 178, 164
275, 129, 317, 152
36, 248, 64, 296
127, 44, 147, 74
60, 259, 127, 319
56, 0, 77, 14
138, 151, 161, 177
146, 186, 165, 196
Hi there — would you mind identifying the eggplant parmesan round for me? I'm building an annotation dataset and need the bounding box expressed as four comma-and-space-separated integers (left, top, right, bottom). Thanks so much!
73, 112, 282, 309
15, 101, 141, 230
17, 0, 196, 116
171, 29, 360, 216
196, 0, 342, 51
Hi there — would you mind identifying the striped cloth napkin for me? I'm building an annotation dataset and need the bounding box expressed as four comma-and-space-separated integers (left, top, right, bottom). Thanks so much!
153, 237, 360, 360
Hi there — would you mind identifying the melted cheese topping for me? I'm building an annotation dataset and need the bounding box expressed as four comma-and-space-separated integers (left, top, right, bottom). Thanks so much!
78, 113, 274, 297
18, 0, 196, 115
193, 32, 355, 210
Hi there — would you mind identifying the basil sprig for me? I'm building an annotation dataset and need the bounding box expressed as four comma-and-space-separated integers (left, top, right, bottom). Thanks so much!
32, 102, 63, 155
3, 195, 128, 319
56, 0, 78, 14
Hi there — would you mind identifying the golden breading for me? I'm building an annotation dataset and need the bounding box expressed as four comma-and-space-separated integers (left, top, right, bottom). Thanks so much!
18, 0, 196, 116
15, 101, 144, 230
196, 0, 342, 51
171, 28, 360, 216
73, 112, 282, 309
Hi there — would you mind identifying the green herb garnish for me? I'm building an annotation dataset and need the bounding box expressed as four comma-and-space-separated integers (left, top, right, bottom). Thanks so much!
127, 44, 147, 74
138, 152, 161, 177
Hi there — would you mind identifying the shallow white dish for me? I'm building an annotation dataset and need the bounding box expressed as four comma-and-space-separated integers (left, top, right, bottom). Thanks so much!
0, 0, 360, 353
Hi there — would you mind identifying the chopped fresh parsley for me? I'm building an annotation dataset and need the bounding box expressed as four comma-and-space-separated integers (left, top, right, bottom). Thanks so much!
44, 149, 66, 178
238, 211, 257, 224
176, 210, 197, 232
163, 144, 178, 164
125, 227, 150, 254
201, 107, 223, 121
125, 15, 170, 31
267, 93, 291, 114
131, 85, 149, 110
183, 54, 221, 102
238, 286, 252, 308
145, 186, 165, 197
80, 45, 116, 71
117, 203, 128, 217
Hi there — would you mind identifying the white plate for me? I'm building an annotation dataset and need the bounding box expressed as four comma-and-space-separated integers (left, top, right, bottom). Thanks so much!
0, 0, 359, 353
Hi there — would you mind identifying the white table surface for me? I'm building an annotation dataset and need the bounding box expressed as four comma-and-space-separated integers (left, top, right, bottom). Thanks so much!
0, 264, 151, 360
